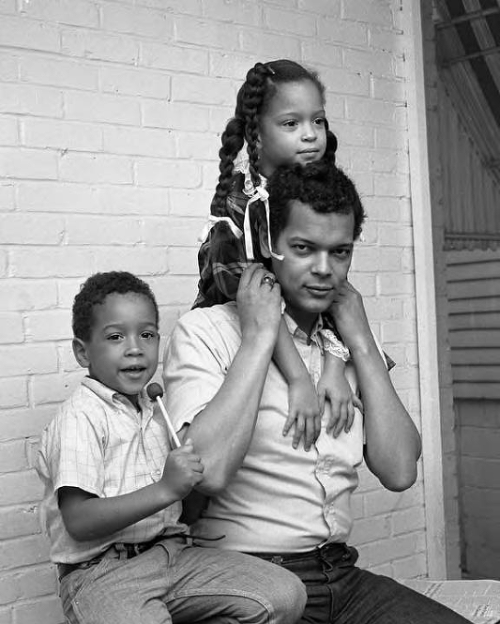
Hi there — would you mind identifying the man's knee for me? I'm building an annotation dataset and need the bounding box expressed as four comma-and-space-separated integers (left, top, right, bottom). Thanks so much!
268, 568, 307, 624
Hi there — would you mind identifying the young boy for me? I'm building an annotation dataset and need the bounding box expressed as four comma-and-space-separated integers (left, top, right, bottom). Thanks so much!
36, 271, 306, 624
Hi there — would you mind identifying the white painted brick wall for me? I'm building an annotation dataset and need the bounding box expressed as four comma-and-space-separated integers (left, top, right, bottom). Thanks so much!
0, 0, 427, 621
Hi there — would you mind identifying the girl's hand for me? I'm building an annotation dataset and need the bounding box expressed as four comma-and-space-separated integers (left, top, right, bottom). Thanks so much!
318, 374, 363, 438
283, 375, 322, 451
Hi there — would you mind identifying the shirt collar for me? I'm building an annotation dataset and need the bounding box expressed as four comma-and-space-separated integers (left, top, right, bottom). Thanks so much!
81, 377, 152, 415
283, 310, 323, 345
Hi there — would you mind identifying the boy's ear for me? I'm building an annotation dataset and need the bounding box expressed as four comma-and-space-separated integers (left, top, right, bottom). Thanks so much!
72, 337, 90, 369
258, 224, 271, 259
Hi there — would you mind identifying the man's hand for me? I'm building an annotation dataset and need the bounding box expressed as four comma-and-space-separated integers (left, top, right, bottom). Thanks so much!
237, 264, 282, 345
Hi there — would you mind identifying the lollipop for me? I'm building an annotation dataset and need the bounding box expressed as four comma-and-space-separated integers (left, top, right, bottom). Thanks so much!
147, 383, 181, 448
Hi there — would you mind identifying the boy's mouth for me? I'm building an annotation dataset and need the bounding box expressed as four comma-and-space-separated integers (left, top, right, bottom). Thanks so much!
121, 365, 146, 374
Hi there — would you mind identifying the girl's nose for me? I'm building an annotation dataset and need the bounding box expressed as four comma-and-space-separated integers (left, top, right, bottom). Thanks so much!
302, 122, 317, 141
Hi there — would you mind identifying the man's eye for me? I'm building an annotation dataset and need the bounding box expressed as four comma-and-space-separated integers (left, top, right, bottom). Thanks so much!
333, 249, 351, 259
293, 244, 309, 253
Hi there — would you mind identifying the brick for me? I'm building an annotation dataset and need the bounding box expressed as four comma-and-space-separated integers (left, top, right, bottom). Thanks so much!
0, 280, 57, 311
13, 595, 64, 624
20, 0, 99, 27
208, 105, 235, 133
65, 90, 140, 125
343, 0, 395, 27
17, 182, 100, 214
142, 100, 210, 132
101, 66, 171, 99
0, 607, 12, 624
0, 17, 60, 53
135, 159, 201, 188
19, 56, 98, 91
0, 116, 18, 147
371, 76, 407, 102
167, 247, 199, 275
365, 483, 423, 517
204, 0, 260, 25
101, 3, 172, 39
333, 121, 375, 149
0, 505, 40, 540
0, 440, 29, 473
0, 407, 54, 441
209, 52, 259, 79
361, 532, 426, 568
298, 0, 340, 16
142, 216, 205, 246
263, 7, 316, 36
32, 372, 82, 406
0, 313, 24, 344
140, 41, 207, 74
240, 30, 300, 58
157, 306, 181, 337
61, 29, 139, 65
0, 345, 58, 377
317, 15, 366, 44
59, 346, 85, 373
0, 214, 64, 245
344, 48, 396, 79
92, 247, 168, 276
347, 97, 405, 127
26, 310, 72, 342
392, 553, 428, 578
103, 126, 176, 159
0, 53, 18, 81
0, 184, 15, 210
301, 42, 342, 70
65, 215, 142, 245
0, 148, 58, 181
378, 273, 414, 296
350, 514, 392, 545
172, 75, 233, 106
22, 118, 102, 152
59, 153, 133, 185
169, 189, 213, 217
0, 471, 42, 506
374, 173, 410, 198
0, 565, 57, 604
11, 248, 95, 278
0, 378, 28, 409
392, 506, 426, 536
176, 131, 220, 160
148, 275, 198, 305
174, 15, 239, 49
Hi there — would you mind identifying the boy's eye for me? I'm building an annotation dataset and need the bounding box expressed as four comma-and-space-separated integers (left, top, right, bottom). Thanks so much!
107, 334, 123, 341
141, 331, 157, 340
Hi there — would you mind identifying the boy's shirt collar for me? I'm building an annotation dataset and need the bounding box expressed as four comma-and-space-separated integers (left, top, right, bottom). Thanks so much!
81, 376, 153, 415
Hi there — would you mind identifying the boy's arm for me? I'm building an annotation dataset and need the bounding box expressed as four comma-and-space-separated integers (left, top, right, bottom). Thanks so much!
58, 440, 203, 542
274, 317, 321, 451
330, 281, 421, 491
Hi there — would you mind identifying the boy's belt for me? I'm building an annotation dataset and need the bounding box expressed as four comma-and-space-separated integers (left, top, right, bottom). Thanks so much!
57, 535, 169, 582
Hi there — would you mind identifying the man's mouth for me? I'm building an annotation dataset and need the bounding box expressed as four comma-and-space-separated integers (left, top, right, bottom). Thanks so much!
305, 285, 333, 296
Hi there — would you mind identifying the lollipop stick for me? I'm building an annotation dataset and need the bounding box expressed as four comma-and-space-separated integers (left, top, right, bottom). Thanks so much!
155, 397, 181, 448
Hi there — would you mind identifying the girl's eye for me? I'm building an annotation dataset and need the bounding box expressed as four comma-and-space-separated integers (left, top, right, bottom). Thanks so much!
283, 120, 298, 128
314, 117, 326, 126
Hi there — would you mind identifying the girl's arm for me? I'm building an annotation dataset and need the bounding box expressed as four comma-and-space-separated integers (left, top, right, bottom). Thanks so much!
58, 440, 203, 542
318, 352, 363, 437
275, 317, 321, 451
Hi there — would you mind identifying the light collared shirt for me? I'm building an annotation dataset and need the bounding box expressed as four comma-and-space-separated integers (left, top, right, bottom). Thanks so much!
37, 377, 185, 564
164, 302, 382, 553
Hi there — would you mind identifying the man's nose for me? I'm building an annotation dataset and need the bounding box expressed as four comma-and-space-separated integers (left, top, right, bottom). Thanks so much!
312, 253, 332, 275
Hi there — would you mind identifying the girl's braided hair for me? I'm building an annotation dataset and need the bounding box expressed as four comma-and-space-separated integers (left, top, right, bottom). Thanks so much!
212, 59, 338, 214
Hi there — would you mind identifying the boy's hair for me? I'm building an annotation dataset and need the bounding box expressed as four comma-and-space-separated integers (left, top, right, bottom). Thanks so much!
212, 59, 338, 214
72, 271, 159, 342
267, 161, 366, 242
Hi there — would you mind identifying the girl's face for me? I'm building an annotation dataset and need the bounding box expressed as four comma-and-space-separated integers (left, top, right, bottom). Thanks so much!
257, 80, 327, 178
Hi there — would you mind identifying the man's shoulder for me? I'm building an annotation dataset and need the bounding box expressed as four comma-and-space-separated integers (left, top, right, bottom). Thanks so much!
177, 302, 240, 333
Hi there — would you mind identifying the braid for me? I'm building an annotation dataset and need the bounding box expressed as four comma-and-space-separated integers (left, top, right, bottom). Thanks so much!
212, 117, 245, 214
240, 63, 273, 189
323, 121, 338, 167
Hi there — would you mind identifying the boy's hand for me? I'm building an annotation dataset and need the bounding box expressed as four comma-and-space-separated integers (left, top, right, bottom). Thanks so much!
160, 439, 204, 501
283, 376, 322, 451
318, 375, 363, 437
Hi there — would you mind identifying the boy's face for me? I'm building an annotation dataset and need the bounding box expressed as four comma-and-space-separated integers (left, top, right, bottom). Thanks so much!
269, 200, 354, 334
73, 292, 159, 403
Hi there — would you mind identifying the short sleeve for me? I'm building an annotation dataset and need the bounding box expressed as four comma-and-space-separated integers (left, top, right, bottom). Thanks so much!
163, 308, 237, 432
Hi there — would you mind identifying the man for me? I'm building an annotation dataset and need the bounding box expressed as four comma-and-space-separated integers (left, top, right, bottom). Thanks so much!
164, 162, 470, 623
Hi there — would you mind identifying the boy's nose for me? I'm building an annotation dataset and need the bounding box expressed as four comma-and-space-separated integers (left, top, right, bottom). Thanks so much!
125, 337, 142, 354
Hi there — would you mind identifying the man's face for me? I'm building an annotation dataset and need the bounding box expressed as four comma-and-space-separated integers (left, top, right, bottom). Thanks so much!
73, 293, 159, 404
270, 200, 354, 334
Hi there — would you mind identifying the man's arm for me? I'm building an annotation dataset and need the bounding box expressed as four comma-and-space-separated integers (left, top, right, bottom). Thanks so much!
330, 281, 421, 491
164, 264, 282, 496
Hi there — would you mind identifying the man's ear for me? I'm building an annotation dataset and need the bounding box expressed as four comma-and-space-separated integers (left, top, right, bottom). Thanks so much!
72, 337, 90, 369
258, 224, 271, 259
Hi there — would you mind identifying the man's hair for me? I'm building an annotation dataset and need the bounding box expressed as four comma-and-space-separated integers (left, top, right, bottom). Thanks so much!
267, 161, 366, 242
72, 271, 159, 342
